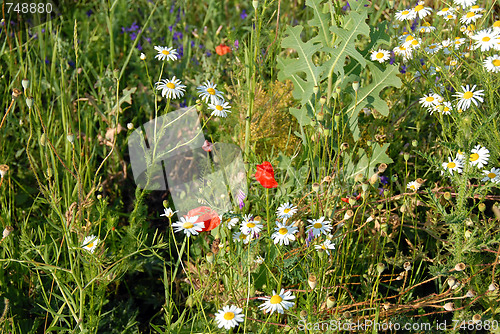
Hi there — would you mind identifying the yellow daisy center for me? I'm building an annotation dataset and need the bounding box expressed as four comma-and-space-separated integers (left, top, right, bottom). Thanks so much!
207, 88, 216, 95
166, 82, 176, 89
321, 245, 327, 250
470, 153, 479, 161
270, 295, 283, 304
405, 35, 414, 43
402, 10, 409, 15
482, 36, 491, 42
494, 20, 500, 28
284, 208, 291, 213
446, 15, 454, 19
87, 242, 94, 248
423, 22, 431, 27
430, 45, 436, 49
415, 5, 423, 11
447, 162, 456, 169
411, 40, 419, 46
426, 96, 434, 102
247, 222, 256, 228
442, 7, 449, 12
463, 91, 473, 99
162, 50, 170, 55
376, 52, 384, 59
443, 106, 450, 112
313, 223, 323, 229
239, 234, 246, 240
279, 227, 288, 235
488, 172, 497, 178
399, 46, 407, 51
183, 222, 194, 229
224, 312, 235, 320
410, 184, 416, 190
466, 12, 475, 18
216, 105, 224, 111
471, 5, 479, 9
493, 59, 500, 67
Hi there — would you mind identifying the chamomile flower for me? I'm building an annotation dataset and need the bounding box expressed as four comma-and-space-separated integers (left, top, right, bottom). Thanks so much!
233, 231, 251, 244
314, 239, 336, 255
468, 5, 484, 12
307, 216, 332, 238
453, 84, 484, 110
403, 37, 422, 50
419, 93, 442, 108
419, 22, 436, 33
453, 37, 466, 49
456, 150, 466, 161
407, 180, 421, 191
437, 7, 454, 16
226, 217, 239, 229
471, 29, 500, 52
453, 0, 476, 9
160, 207, 178, 219
425, 43, 442, 54
259, 289, 295, 314
172, 216, 204, 237
442, 157, 464, 175
483, 55, 500, 73
155, 76, 186, 99
443, 13, 457, 21
493, 20, 500, 33
208, 98, 232, 118
82, 235, 100, 254
395, 9, 416, 21
482, 167, 500, 183
432, 101, 453, 115
393, 44, 413, 61
240, 219, 263, 235
154, 46, 179, 61
370, 49, 390, 63
214, 305, 244, 330
460, 11, 482, 25
272, 222, 298, 246
196, 80, 224, 104
469, 145, 489, 168
254, 255, 265, 264
413, 2, 432, 19
276, 202, 298, 220
140, 53, 146, 60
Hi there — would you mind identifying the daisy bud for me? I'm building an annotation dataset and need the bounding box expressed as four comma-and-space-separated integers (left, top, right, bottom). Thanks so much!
252, 0, 258, 10
403, 262, 411, 271
378, 163, 387, 173
488, 282, 498, 291
12, 88, 22, 99
443, 302, 454, 311
478, 203, 486, 212
454, 263, 466, 271
26, 96, 33, 109
319, 96, 326, 105
376, 263, 385, 275
443, 192, 451, 201
344, 210, 354, 220
127, 123, 134, 130
472, 314, 481, 323
67, 133, 74, 144
140, 53, 146, 60
352, 81, 359, 92
465, 289, 476, 298
206, 252, 214, 264
0, 165, 9, 178
97, 194, 102, 200
308, 274, 317, 290
40, 133, 47, 147
313, 85, 319, 94
2, 226, 14, 239
312, 182, 320, 192
326, 296, 336, 308
22, 78, 29, 91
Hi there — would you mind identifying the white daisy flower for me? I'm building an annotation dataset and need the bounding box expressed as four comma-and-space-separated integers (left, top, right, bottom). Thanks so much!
306, 216, 332, 238
155, 76, 186, 99
482, 167, 500, 183
469, 145, 489, 168
456, 150, 466, 161
453, 84, 484, 110
393, 44, 413, 61
425, 43, 442, 54
471, 29, 500, 52
453, 37, 466, 49
395, 9, 416, 21
82, 235, 100, 254
403, 37, 422, 50
233, 231, 251, 244
160, 207, 178, 219
453, 0, 477, 9
214, 305, 244, 330
493, 20, 500, 33
140, 53, 146, 60
276, 202, 298, 220
153, 46, 179, 61
419, 93, 442, 108
314, 239, 336, 255
259, 289, 295, 314
442, 156, 464, 175
432, 101, 453, 115
208, 98, 231, 118
419, 22, 436, 33
468, 5, 484, 13
413, 2, 432, 19
226, 217, 239, 229
407, 180, 421, 191
370, 49, 390, 63
483, 55, 500, 73
240, 219, 263, 235
444, 13, 457, 21
196, 80, 224, 104
254, 255, 265, 264
172, 216, 204, 237
437, 7, 454, 16
271, 222, 298, 246
460, 11, 482, 25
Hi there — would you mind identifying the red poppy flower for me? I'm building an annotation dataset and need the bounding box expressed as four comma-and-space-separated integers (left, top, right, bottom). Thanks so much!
255, 161, 278, 189
187, 206, 221, 232
215, 44, 231, 56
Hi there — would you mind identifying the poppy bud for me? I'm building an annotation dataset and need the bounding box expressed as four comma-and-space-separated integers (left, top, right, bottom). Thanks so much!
206, 252, 214, 264
22, 78, 30, 91
67, 133, 74, 144
352, 81, 359, 92
478, 203, 486, 212
313, 85, 319, 95
403, 262, 411, 271
319, 96, 326, 105
326, 296, 335, 309
312, 182, 320, 192
2, 226, 14, 239
308, 274, 317, 290
443, 302, 454, 311
376, 263, 385, 275
454, 263, 466, 271
472, 314, 481, 323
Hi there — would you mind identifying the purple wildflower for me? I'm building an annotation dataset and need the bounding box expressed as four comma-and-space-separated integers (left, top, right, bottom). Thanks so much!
240, 10, 248, 19
234, 40, 239, 49
238, 189, 246, 209
86, 9, 93, 17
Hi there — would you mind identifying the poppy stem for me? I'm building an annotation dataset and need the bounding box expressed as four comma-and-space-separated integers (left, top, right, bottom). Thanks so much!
266, 188, 271, 236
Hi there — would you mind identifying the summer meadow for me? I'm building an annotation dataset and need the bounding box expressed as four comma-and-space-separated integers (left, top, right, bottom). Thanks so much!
0, 0, 499, 332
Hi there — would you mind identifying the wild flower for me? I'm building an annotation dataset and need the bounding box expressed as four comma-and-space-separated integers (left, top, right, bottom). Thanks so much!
154, 46, 179, 61
259, 289, 295, 314
172, 216, 204, 237
271, 222, 298, 246
452, 84, 484, 110
306, 217, 332, 237
442, 156, 464, 175
276, 202, 297, 220
155, 76, 186, 99
314, 239, 336, 255
214, 305, 244, 330
469, 145, 489, 168
82, 235, 100, 254
197, 80, 224, 104
208, 98, 231, 117
482, 167, 500, 183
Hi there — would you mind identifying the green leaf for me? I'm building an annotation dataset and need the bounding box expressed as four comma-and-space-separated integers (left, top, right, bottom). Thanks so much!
289, 107, 313, 127
344, 143, 393, 180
